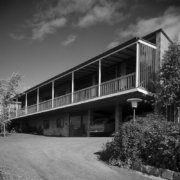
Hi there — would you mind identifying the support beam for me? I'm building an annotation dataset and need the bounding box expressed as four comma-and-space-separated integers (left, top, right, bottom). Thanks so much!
25, 93, 28, 114
136, 42, 140, 87
71, 72, 74, 103
87, 109, 92, 137
98, 59, 101, 96
37, 88, 39, 112
115, 103, 122, 132
52, 81, 54, 108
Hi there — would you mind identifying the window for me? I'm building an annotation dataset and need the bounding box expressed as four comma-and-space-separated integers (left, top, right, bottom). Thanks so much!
43, 119, 49, 129
56, 117, 64, 128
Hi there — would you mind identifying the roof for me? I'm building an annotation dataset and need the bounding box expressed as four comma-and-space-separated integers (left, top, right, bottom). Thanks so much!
20, 28, 170, 95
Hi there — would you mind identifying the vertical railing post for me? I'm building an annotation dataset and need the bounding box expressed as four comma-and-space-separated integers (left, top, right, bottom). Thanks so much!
52, 81, 54, 108
16, 98, 18, 117
136, 41, 140, 87
37, 88, 39, 112
25, 93, 28, 115
98, 59, 101, 96
72, 71, 74, 103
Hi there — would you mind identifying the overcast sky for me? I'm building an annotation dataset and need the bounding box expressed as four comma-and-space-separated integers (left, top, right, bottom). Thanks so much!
0, 0, 180, 91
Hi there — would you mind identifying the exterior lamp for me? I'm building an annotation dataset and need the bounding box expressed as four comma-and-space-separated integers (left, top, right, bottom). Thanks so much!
127, 98, 142, 122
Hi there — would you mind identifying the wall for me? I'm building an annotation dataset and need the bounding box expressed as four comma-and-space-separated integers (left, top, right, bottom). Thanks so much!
26, 113, 70, 137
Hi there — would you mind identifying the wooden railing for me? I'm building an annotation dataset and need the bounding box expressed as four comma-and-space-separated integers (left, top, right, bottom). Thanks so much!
74, 85, 98, 103
10, 73, 136, 119
54, 93, 72, 108
10, 109, 16, 119
100, 73, 135, 96
17, 108, 26, 117
27, 104, 37, 114
39, 99, 52, 111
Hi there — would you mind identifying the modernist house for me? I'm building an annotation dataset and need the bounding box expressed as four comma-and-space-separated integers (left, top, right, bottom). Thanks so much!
8, 29, 171, 137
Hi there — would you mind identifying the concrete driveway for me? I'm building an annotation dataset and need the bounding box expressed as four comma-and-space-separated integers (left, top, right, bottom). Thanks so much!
0, 134, 161, 180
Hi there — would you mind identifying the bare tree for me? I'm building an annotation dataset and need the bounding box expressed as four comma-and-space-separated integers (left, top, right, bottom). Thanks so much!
0, 73, 22, 137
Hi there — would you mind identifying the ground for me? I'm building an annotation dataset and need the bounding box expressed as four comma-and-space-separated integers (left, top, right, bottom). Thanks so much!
0, 134, 163, 180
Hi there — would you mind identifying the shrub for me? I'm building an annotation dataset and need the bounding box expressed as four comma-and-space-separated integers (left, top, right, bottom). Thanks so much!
99, 113, 180, 172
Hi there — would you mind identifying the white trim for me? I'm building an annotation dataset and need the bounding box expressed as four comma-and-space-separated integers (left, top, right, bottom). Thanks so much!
137, 87, 149, 95
52, 81, 54, 108
71, 72, 74, 103
25, 93, 27, 115
136, 42, 139, 87
37, 88, 39, 112
138, 40, 157, 49
98, 59, 101, 96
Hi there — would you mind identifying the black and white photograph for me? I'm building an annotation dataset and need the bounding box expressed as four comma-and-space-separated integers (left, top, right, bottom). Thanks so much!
0, 0, 180, 179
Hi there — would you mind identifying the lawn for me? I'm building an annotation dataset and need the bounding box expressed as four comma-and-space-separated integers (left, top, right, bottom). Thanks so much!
0, 134, 162, 180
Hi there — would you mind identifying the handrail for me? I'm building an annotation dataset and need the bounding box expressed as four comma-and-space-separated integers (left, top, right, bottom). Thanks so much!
39, 99, 52, 105
74, 84, 98, 94
54, 93, 72, 100
101, 73, 135, 85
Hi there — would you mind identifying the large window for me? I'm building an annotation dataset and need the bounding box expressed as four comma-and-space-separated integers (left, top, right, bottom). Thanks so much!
43, 119, 49, 129
56, 117, 65, 128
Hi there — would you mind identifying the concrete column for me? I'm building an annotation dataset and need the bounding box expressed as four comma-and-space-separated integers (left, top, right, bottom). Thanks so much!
98, 59, 101, 96
25, 93, 28, 114
136, 42, 140, 87
37, 88, 39, 112
115, 103, 122, 132
72, 72, 74, 103
87, 109, 92, 137
52, 81, 54, 108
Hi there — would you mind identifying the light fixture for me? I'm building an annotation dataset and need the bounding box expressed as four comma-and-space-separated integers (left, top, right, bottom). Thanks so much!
127, 98, 142, 122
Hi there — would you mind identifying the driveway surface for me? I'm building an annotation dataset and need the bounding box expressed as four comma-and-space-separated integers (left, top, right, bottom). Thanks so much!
0, 134, 162, 180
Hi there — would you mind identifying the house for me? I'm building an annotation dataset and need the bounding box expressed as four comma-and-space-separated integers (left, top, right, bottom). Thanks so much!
8, 29, 172, 137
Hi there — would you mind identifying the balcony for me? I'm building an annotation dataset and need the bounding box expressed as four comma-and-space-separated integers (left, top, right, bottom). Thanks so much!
10, 39, 156, 120
10, 73, 136, 119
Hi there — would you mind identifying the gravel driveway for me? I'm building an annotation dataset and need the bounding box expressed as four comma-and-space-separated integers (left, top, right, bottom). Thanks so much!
0, 134, 161, 180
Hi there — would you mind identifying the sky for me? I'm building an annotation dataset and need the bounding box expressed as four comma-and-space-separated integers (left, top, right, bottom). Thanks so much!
0, 0, 180, 91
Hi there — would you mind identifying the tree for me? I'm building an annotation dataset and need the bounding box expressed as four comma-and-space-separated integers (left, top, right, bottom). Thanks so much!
0, 73, 22, 137
155, 42, 180, 116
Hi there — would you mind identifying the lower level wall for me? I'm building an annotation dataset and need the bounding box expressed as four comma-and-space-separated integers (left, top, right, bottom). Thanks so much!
24, 113, 70, 137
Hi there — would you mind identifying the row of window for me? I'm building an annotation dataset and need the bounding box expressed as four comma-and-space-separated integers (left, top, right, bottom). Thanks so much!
43, 117, 65, 129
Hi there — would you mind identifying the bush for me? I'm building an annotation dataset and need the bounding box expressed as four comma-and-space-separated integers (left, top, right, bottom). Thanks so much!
99, 113, 180, 172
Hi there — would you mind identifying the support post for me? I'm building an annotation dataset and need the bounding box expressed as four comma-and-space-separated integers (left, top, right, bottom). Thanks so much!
71, 72, 74, 103
87, 109, 92, 137
3, 123, 6, 137
16, 98, 18, 117
37, 88, 39, 112
136, 42, 140, 87
98, 59, 101, 96
52, 81, 54, 108
25, 93, 28, 114
115, 103, 122, 133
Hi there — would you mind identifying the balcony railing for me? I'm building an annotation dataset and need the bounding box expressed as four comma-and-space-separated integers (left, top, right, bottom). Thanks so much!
27, 104, 37, 114
54, 93, 72, 108
74, 85, 98, 103
10, 73, 136, 119
17, 108, 26, 117
39, 99, 52, 111
101, 73, 135, 96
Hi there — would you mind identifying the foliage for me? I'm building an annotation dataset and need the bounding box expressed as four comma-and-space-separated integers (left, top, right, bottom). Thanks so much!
0, 73, 22, 135
99, 113, 180, 172
155, 42, 180, 109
